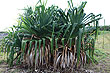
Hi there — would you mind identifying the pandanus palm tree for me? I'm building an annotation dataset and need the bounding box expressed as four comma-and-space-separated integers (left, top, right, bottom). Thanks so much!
1, 0, 102, 69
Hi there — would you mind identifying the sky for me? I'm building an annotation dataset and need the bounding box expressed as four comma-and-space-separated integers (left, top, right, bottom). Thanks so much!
0, 0, 109, 31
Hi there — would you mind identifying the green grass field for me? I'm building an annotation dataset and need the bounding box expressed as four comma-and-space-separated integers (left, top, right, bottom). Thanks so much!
86, 31, 110, 73
95, 31, 110, 50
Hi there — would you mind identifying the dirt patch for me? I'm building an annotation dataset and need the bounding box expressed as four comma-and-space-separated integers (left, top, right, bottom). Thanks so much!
84, 55, 110, 73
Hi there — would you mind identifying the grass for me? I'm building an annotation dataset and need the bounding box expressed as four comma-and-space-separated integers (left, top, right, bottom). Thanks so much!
94, 31, 110, 61
86, 31, 110, 73
95, 31, 110, 50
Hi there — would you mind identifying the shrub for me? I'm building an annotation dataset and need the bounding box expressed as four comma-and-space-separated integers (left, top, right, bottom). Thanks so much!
0, 0, 102, 69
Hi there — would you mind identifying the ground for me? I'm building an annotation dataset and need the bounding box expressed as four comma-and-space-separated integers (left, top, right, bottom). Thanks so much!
88, 31, 110, 73
0, 31, 110, 73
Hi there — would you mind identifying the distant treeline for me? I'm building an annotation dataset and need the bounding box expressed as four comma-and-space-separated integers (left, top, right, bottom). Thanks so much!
99, 26, 110, 31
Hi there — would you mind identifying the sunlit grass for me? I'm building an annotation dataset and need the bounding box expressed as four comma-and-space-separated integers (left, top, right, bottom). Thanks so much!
94, 31, 110, 61
95, 31, 110, 50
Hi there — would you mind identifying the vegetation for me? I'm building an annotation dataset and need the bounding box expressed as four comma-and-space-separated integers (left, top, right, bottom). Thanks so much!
0, 0, 102, 70
98, 26, 110, 31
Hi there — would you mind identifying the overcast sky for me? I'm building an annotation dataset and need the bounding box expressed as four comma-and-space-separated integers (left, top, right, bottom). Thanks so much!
0, 0, 109, 31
